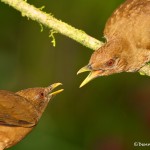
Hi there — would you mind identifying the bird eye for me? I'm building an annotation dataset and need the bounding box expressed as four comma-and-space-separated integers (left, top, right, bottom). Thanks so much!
105, 59, 115, 67
40, 92, 44, 98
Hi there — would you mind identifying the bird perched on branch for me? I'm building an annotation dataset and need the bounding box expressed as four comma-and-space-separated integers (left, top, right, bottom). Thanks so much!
0, 83, 63, 150
78, 0, 150, 87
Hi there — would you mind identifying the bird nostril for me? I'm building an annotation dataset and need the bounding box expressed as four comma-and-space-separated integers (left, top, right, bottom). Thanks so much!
87, 64, 93, 70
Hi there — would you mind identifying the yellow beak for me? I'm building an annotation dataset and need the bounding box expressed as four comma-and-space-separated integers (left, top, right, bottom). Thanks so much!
77, 65, 101, 88
48, 83, 64, 97
77, 65, 91, 75
79, 71, 101, 88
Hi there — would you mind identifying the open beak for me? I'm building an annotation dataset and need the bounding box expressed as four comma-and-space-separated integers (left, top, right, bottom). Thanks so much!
79, 70, 101, 88
77, 65, 91, 75
77, 65, 102, 88
48, 83, 64, 98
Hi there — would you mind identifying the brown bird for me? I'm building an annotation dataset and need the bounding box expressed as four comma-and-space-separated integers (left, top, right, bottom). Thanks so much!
0, 83, 63, 150
78, 0, 150, 87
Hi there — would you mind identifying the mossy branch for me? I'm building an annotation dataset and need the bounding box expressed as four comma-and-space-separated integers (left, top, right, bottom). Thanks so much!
1, 0, 102, 50
1, 0, 150, 76
139, 65, 150, 76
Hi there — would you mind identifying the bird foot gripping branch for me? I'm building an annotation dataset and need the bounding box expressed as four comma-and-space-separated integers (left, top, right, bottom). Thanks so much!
78, 0, 150, 87
0, 83, 63, 150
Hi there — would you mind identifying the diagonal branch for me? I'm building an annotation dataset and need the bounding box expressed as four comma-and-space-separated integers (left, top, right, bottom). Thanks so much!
1, 0, 150, 76
1, 0, 103, 50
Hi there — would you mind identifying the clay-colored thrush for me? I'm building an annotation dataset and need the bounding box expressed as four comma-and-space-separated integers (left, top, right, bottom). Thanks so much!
78, 0, 150, 87
0, 83, 63, 150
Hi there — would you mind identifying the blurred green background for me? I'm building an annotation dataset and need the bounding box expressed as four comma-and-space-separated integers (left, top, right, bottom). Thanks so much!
1, 0, 150, 149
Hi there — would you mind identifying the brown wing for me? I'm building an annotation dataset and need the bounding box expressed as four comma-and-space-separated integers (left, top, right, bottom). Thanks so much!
0, 90, 39, 127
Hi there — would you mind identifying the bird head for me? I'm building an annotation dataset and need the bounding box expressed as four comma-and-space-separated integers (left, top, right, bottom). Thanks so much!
77, 39, 130, 87
16, 83, 63, 114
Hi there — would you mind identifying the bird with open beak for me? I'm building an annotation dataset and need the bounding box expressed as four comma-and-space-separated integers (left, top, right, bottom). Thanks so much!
0, 83, 63, 150
77, 0, 150, 87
